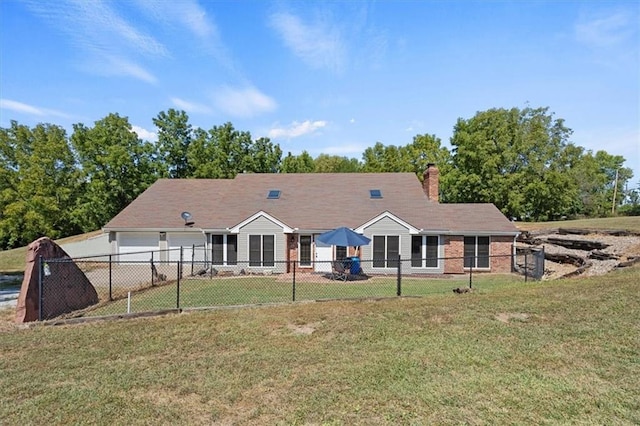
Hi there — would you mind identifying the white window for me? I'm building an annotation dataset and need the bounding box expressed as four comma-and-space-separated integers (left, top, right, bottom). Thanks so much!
464, 236, 490, 268
249, 235, 275, 267
373, 235, 400, 268
411, 235, 439, 268
211, 235, 237, 265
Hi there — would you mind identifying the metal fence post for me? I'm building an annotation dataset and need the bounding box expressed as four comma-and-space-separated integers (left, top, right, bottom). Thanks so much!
180, 246, 184, 279
524, 250, 528, 283
176, 260, 181, 310
469, 257, 473, 289
396, 255, 402, 296
292, 261, 296, 302
191, 244, 195, 276
151, 251, 155, 287
109, 254, 113, 301
38, 255, 43, 321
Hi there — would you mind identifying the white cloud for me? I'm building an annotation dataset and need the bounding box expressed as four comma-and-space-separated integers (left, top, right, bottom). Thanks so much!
575, 11, 635, 47
0, 99, 70, 119
103, 56, 158, 84
315, 143, 367, 156
170, 97, 213, 115
131, 125, 158, 142
213, 86, 277, 118
268, 120, 327, 139
134, 0, 215, 39
23, 0, 167, 83
269, 11, 346, 73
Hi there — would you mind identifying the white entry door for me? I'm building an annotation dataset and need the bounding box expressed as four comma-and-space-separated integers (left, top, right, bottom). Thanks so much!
314, 240, 333, 272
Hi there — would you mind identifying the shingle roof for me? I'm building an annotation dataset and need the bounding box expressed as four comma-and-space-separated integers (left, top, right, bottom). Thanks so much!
103, 173, 518, 235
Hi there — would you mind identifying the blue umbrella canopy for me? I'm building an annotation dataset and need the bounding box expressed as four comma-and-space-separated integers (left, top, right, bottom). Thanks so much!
316, 227, 371, 247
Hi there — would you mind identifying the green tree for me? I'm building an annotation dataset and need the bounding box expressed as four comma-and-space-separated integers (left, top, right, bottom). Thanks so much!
248, 137, 283, 173
152, 109, 193, 178
361, 135, 451, 177
405, 134, 451, 174
314, 154, 361, 173
445, 106, 577, 220
187, 123, 253, 178
281, 151, 315, 173
71, 113, 158, 231
0, 121, 81, 249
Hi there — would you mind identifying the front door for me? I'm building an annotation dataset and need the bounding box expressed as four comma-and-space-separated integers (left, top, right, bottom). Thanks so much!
314, 240, 333, 272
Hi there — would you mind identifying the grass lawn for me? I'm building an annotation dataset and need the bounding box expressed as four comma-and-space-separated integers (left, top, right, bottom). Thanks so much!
516, 215, 640, 232
1, 265, 638, 424
85, 273, 524, 317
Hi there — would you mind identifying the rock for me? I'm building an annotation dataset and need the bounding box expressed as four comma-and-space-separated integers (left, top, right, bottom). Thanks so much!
15, 237, 99, 323
588, 251, 619, 261
544, 237, 610, 251
453, 287, 472, 294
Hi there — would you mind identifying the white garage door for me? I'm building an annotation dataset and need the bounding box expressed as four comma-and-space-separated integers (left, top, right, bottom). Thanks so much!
167, 233, 206, 262
118, 232, 159, 262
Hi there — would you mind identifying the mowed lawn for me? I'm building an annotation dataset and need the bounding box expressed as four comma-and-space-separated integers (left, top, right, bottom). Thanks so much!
86, 274, 523, 317
1, 266, 638, 424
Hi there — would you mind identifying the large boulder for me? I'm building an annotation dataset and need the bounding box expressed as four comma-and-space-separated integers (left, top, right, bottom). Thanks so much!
15, 237, 99, 323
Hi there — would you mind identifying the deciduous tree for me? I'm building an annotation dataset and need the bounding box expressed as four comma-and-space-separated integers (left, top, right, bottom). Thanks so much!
153, 109, 193, 178
71, 113, 157, 231
0, 121, 80, 249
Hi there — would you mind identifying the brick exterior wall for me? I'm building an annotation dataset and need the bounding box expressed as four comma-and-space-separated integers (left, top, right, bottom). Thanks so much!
444, 236, 465, 274
422, 164, 439, 202
287, 234, 297, 273
490, 235, 514, 273
444, 235, 514, 274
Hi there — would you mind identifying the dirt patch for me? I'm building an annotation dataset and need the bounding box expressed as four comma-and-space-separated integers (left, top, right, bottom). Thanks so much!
495, 312, 530, 323
286, 322, 319, 335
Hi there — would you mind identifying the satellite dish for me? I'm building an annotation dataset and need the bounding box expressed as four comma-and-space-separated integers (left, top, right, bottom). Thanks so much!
181, 211, 194, 227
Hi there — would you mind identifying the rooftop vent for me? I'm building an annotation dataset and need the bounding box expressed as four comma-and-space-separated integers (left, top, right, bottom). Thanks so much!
369, 189, 382, 199
267, 190, 281, 199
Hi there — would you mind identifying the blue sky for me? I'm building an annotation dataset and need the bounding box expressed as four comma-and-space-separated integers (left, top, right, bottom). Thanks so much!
1, 1, 638, 183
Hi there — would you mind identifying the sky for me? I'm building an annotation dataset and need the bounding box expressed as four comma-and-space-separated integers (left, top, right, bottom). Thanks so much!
1, 0, 639, 184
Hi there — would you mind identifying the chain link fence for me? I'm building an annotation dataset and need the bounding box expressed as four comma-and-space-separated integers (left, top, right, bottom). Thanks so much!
36, 248, 541, 321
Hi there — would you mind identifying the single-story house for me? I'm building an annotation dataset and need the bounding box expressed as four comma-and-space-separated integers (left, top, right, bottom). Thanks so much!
103, 165, 519, 275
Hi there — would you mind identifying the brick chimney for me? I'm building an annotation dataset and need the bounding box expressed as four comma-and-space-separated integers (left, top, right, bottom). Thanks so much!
423, 163, 439, 202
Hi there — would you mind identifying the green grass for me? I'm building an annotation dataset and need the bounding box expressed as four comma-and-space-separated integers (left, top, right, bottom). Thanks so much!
0, 230, 102, 273
517, 215, 640, 232
1, 266, 638, 424
85, 274, 524, 317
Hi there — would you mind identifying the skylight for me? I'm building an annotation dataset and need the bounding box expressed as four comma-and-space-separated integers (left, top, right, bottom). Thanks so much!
370, 189, 382, 199
267, 190, 281, 199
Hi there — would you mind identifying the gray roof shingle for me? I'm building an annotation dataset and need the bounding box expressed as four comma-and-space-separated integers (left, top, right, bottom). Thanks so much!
103, 173, 518, 235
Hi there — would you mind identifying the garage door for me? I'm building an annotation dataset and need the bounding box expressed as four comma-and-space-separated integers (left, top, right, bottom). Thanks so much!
167, 233, 206, 262
118, 232, 159, 262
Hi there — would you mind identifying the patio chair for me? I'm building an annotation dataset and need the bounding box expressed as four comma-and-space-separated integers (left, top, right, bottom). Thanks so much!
331, 261, 349, 281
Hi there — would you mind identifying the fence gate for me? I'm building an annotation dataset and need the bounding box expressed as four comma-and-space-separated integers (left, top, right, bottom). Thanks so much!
532, 247, 545, 280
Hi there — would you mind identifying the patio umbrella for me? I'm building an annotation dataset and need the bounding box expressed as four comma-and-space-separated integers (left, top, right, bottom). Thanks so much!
316, 227, 371, 247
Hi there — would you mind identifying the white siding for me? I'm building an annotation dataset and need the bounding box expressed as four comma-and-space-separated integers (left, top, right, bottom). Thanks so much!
361, 217, 410, 274
61, 233, 110, 259
238, 215, 286, 273
167, 232, 206, 262
118, 232, 159, 262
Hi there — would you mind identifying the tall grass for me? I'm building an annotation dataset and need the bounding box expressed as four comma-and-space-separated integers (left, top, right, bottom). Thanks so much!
1, 266, 638, 424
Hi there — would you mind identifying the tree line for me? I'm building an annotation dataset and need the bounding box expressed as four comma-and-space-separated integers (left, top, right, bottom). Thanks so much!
0, 106, 636, 250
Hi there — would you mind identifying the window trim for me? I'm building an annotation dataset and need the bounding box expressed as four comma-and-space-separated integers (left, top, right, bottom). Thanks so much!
211, 234, 238, 266
249, 234, 276, 267
411, 235, 440, 269
463, 236, 491, 269
372, 234, 400, 269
